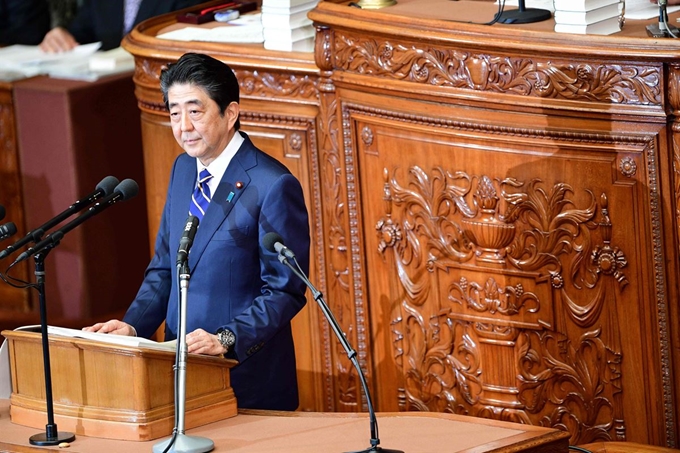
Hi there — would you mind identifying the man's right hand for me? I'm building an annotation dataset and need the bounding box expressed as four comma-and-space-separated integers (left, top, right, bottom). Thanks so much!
40, 27, 79, 53
82, 319, 136, 336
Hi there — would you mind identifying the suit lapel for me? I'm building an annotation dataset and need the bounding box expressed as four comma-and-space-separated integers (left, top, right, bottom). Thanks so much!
170, 157, 197, 249
188, 140, 257, 269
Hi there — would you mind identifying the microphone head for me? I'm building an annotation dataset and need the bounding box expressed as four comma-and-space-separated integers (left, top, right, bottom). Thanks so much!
115, 179, 139, 201
0, 204, 5, 221
0, 222, 17, 239
96, 176, 120, 196
263, 232, 284, 253
183, 215, 199, 238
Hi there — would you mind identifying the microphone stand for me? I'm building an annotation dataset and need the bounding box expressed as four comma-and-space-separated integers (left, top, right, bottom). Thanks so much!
277, 254, 403, 453
153, 260, 213, 453
646, 0, 679, 38
28, 249, 76, 446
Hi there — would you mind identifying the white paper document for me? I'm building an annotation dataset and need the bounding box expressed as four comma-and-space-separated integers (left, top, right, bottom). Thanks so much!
0, 43, 138, 82
158, 13, 264, 43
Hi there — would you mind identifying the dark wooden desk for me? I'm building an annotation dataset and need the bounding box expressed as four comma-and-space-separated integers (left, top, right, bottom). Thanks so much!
0, 399, 569, 452
0, 73, 150, 322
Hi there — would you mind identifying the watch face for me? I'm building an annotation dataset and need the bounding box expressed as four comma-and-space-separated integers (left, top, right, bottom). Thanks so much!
219, 329, 235, 348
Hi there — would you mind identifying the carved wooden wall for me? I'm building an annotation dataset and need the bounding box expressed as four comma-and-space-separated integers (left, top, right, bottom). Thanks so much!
309, 1, 680, 448
124, 1, 680, 448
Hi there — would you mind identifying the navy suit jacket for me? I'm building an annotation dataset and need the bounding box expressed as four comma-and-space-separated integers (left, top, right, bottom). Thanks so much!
68, 0, 204, 50
124, 134, 310, 410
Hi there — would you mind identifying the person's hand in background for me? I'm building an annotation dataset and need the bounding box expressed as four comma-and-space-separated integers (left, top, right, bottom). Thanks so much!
39, 27, 78, 53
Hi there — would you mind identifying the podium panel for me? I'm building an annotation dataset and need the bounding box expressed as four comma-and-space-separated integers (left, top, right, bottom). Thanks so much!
3, 329, 237, 441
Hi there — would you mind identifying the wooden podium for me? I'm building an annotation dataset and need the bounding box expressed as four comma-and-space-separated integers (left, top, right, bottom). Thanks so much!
2, 329, 238, 441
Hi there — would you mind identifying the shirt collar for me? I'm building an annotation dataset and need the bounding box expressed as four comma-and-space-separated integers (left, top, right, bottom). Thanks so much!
196, 131, 244, 193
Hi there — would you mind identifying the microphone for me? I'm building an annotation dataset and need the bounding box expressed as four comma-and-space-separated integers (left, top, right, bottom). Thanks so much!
0, 175, 119, 260
176, 215, 199, 265
0, 222, 17, 241
13, 179, 138, 264
261, 232, 403, 453
262, 232, 296, 260
0, 204, 5, 221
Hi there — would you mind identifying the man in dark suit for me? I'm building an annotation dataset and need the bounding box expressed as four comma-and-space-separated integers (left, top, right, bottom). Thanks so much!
84, 53, 310, 411
0, 0, 50, 46
40, 0, 205, 52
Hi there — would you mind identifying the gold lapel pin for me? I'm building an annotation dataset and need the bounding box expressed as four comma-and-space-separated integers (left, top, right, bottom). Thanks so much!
235, 181, 244, 189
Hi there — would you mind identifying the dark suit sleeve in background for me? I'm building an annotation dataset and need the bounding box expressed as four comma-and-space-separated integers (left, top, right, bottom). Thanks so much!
0, 0, 51, 45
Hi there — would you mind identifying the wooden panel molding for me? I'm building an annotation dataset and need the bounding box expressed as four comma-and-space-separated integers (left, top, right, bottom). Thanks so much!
122, 0, 680, 448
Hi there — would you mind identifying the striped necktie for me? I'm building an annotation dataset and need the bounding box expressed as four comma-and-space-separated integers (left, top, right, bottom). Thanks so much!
189, 169, 213, 221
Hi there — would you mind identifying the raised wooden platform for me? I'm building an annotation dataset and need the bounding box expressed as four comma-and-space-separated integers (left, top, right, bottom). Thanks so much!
0, 399, 570, 452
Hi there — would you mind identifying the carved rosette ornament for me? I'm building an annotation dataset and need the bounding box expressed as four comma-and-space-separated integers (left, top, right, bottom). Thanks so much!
378, 166, 628, 444
289, 133, 302, 152
619, 157, 636, 178
361, 126, 374, 147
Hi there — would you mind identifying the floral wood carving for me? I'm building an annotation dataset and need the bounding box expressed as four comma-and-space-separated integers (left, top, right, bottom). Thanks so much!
237, 70, 318, 102
517, 329, 624, 444
376, 166, 628, 444
134, 58, 319, 109
333, 34, 661, 106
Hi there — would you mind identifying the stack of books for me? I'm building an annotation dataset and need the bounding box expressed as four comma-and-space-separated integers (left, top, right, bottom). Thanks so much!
261, 0, 319, 52
553, 0, 623, 35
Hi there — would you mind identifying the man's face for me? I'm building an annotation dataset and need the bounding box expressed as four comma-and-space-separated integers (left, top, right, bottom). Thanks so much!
167, 83, 238, 166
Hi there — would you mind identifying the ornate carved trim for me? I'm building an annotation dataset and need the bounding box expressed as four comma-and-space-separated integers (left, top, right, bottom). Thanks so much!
646, 139, 676, 447
318, 83, 343, 411
349, 104, 651, 145
333, 33, 662, 106
668, 64, 680, 115
133, 57, 320, 111
237, 70, 319, 103
314, 26, 334, 73
341, 102, 371, 411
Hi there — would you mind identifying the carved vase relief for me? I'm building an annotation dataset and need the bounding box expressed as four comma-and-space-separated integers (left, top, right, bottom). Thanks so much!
376, 167, 628, 444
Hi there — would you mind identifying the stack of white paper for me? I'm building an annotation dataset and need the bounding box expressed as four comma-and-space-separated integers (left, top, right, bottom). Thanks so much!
261, 0, 319, 52
553, 0, 623, 35
496, 0, 680, 21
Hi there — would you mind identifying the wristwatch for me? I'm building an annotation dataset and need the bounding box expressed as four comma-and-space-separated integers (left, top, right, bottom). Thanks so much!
216, 328, 236, 351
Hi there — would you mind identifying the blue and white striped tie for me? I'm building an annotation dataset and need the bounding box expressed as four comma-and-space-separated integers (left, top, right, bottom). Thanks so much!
189, 169, 213, 221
